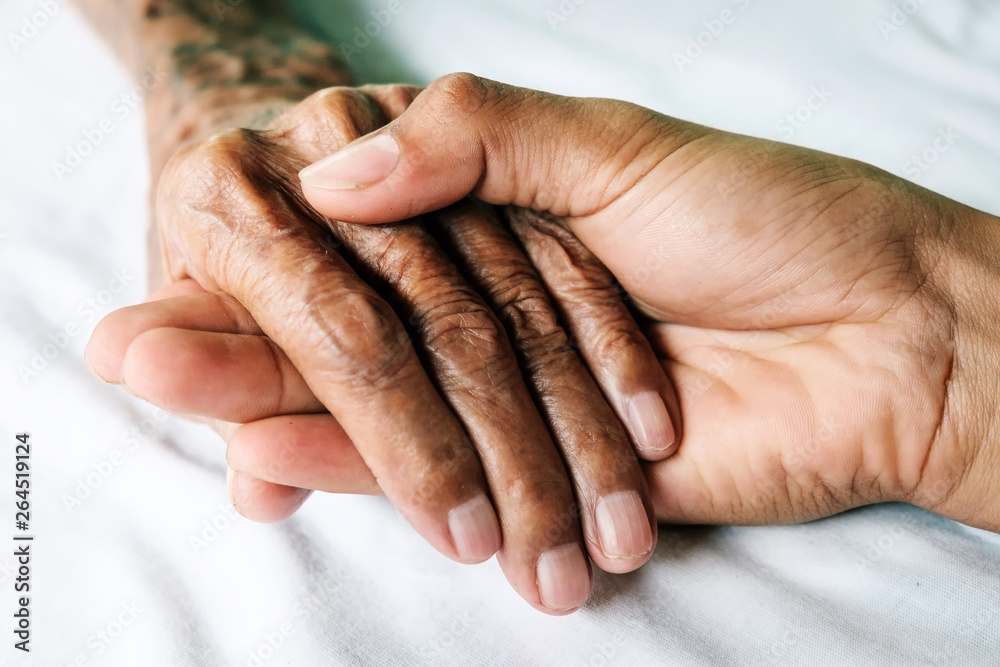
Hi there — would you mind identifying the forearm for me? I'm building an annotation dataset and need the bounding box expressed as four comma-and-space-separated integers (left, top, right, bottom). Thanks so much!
75, 0, 352, 288
74, 0, 351, 173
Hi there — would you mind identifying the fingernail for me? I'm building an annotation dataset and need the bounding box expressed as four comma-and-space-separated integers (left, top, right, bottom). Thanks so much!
536, 544, 591, 611
227, 467, 243, 514
448, 494, 502, 562
596, 491, 653, 559
626, 391, 676, 455
299, 133, 399, 190
83, 342, 113, 384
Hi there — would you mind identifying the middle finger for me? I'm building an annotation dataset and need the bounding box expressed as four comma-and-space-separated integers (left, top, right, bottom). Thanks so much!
329, 207, 592, 613
427, 200, 657, 574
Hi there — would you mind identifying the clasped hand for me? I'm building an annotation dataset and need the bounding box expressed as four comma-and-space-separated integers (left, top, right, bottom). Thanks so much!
86, 82, 679, 614
87, 74, 1000, 614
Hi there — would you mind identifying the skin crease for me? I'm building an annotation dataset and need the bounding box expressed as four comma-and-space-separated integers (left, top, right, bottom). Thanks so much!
151, 89, 676, 610
102, 138, 1000, 532
79, 0, 1000, 609
289, 74, 1000, 534
95, 73, 1000, 535
78, 1, 685, 615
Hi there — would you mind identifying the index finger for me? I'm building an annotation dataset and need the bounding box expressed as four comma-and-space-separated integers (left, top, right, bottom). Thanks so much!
158, 124, 501, 565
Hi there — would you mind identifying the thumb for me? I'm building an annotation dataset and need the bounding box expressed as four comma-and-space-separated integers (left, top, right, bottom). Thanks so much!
298, 73, 699, 223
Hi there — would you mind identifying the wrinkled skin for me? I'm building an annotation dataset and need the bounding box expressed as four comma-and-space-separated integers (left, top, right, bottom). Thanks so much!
125, 74, 1000, 532
91, 74, 1000, 618
295, 74, 1000, 533
87, 85, 687, 614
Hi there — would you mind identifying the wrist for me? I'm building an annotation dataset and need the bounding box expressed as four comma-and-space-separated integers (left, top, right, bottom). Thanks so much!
79, 0, 351, 178
138, 12, 350, 292
146, 33, 350, 172
145, 86, 311, 292
913, 202, 1000, 529
146, 86, 312, 178
78, 0, 354, 292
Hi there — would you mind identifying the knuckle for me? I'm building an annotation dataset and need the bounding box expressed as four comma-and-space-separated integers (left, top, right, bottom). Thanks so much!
405, 444, 480, 509
518, 328, 576, 377
593, 324, 647, 364
159, 129, 279, 285
489, 273, 559, 333
287, 87, 381, 155
188, 133, 284, 283
360, 83, 424, 118
299, 85, 352, 109
176, 129, 267, 214
487, 269, 547, 314
507, 206, 573, 239
427, 72, 493, 118
506, 208, 615, 292
488, 280, 576, 372
418, 297, 517, 386
303, 289, 412, 389
501, 474, 571, 517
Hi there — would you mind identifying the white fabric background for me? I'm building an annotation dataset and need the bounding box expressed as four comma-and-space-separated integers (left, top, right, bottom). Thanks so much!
1, 0, 999, 665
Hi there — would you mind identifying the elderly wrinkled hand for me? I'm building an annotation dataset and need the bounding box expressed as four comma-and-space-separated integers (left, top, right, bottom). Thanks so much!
86, 85, 684, 614
293, 73, 1000, 534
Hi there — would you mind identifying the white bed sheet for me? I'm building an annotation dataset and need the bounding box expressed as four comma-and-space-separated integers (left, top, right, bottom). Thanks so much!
2, 0, 1000, 665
